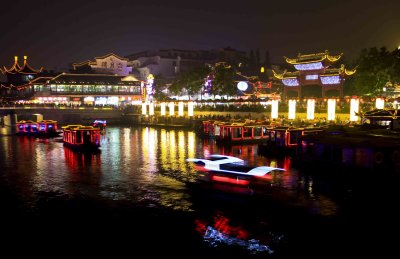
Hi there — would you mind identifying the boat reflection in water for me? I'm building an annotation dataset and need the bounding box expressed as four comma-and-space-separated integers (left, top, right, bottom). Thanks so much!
64, 145, 102, 172
195, 212, 280, 255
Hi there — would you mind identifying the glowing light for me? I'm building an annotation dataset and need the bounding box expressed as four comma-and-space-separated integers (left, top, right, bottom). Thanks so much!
83, 96, 95, 102
141, 102, 147, 115
260, 66, 265, 73
327, 99, 336, 121
188, 101, 194, 117
237, 81, 248, 91
376, 98, 384, 109
271, 99, 279, 119
307, 99, 315, 120
294, 62, 323, 70
160, 102, 166, 116
178, 102, 184, 116
169, 102, 175, 116
149, 102, 154, 116
305, 74, 318, 80
350, 98, 359, 122
282, 78, 299, 86
321, 75, 340, 85
288, 100, 296, 120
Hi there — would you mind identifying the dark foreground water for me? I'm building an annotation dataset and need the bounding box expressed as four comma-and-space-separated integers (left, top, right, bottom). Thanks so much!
0, 126, 399, 257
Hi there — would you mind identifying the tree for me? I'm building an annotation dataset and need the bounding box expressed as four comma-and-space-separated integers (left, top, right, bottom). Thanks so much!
210, 63, 236, 97
346, 47, 400, 96
169, 66, 211, 98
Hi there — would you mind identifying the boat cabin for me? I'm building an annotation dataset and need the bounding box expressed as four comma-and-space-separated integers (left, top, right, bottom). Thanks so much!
62, 125, 101, 151
16, 120, 39, 135
92, 120, 107, 130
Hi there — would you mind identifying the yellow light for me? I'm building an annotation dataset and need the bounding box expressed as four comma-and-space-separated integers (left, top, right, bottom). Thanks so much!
350, 98, 359, 122
169, 102, 175, 116
271, 99, 279, 119
141, 102, 147, 115
375, 98, 384, 109
307, 99, 315, 120
188, 101, 194, 117
149, 102, 154, 116
178, 102, 184, 116
260, 66, 265, 73
288, 99, 296, 120
160, 102, 166, 116
327, 99, 336, 121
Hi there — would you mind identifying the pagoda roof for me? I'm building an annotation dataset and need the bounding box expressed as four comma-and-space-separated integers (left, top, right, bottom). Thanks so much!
48, 73, 142, 85
272, 64, 356, 79
29, 76, 53, 84
18, 56, 43, 74
1, 56, 22, 74
1, 56, 42, 75
72, 60, 96, 69
284, 50, 342, 65
94, 53, 129, 61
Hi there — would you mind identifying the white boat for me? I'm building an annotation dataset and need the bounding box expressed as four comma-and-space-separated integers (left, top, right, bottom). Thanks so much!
187, 154, 285, 177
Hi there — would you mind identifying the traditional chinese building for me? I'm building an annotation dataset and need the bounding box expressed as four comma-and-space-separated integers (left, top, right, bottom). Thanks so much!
0, 56, 43, 98
272, 50, 356, 100
72, 53, 133, 76
30, 73, 143, 106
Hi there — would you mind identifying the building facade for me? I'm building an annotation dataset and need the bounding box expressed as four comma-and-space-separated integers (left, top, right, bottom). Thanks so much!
72, 53, 133, 76
272, 50, 356, 100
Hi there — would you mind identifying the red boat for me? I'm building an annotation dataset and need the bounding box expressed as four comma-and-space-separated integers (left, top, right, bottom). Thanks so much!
62, 125, 101, 152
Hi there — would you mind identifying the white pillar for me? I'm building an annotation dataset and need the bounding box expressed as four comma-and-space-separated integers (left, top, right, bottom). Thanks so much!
376, 98, 384, 109
288, 99, 296, 120
350, 98, 359, 122
160, 102, 166, 116
271, 99, 279, 119
307, 99, 315, 120
188, 101, 194, 117
169, 102, 175, 116
141, 102, 147, 115
327, 99, 336, 121
178, 101, 184, 116
149, 102, 154, 116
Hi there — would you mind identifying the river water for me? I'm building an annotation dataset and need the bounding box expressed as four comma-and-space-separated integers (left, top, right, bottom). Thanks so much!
0, 126, 398, 257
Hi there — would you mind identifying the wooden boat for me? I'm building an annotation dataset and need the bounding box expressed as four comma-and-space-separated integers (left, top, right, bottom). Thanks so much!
37, 120, 61, 137
16, 120, 61, 137
258, 126, 325, 156
62, 125, 101, 151
16, 120, 39, 135
92, 120, 107, 131
214, 121, 272, 144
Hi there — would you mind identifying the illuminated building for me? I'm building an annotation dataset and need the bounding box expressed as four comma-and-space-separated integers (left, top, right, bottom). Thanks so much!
272, 50, 356, 99
72, 53, 133, 76
30, 73, 143, 106
0, 56, 44, 98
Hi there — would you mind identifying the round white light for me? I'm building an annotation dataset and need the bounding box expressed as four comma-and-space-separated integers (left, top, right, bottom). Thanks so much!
237, 81, 248, 91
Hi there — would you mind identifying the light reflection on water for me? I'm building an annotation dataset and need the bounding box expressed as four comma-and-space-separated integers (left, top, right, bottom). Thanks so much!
0, 126, 349, 256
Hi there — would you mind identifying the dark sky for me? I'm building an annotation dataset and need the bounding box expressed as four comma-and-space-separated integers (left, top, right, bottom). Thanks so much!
1, 0, 399, 71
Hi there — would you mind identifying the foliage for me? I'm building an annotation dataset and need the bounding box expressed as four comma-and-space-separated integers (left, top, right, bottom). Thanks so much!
210, 63, 236, 97
168, 66, 211, 98
346, 47, 400, 96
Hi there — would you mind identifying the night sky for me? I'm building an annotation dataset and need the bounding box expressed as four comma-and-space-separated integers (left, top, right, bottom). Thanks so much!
1, 0, 399, 72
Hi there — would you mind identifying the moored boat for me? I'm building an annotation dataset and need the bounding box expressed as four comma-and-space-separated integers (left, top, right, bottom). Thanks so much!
92, 119, 107, 131
62, 125, 101, 152
16, 120, 39, 136
16, 119, 62, 137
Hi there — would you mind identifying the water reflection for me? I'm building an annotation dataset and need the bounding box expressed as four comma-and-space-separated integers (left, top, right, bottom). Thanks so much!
0, 126, 350, 257
195, 212, 277, 255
